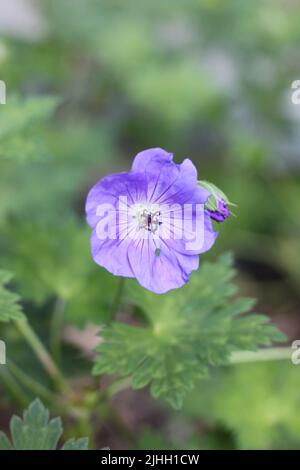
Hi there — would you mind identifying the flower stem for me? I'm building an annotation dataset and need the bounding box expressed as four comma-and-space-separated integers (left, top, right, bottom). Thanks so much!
14, 319, 69, 394
7, 360, 57, 403
230, 347, 291, 364
105, 377, 132, 398
0, 367, 28, 407
50, 298, 66, 365
110, 277, 125, 317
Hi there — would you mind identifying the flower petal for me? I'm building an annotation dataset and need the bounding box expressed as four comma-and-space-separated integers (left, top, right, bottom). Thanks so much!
90, 226, 135, 278
131, 147, 173, 173
127, 235, 199, 294
86, 172, 147, 228
160, 212, 218, 256
132, 148, 209, 205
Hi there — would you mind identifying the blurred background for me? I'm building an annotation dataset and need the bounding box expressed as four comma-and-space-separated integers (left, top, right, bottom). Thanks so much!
0, 0, 300, 450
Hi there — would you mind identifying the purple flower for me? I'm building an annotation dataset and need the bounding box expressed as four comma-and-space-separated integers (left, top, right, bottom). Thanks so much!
85, 148, 218, 294
206, 199, 230, 223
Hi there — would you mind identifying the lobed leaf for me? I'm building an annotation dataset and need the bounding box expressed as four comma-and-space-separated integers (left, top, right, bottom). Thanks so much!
94, 255, 286, 409
0, 399, 88, 450
0, 270, 24, 323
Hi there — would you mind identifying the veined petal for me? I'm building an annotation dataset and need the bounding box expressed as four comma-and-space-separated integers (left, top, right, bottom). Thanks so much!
127, 234, 199, 294
160, 212, 218, 256
131, 147, 173, 173
86, 171, 147, 228
132, 148, 209, 205
90, 226, 135, 278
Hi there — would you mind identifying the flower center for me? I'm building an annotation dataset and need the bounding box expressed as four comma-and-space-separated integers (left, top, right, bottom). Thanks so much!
137, 207, 162, 234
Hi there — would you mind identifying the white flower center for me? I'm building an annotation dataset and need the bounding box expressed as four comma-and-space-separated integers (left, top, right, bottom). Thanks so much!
134, 204, 162, 234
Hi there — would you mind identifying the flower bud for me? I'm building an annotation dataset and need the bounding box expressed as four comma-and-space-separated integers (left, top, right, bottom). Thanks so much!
198, 180, 234, 223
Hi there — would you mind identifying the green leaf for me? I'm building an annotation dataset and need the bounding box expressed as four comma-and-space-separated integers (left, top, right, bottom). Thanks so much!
0, 432, 14, 450
62, 438, 89, 450
2, 219, 115, 326
0, 95, 59, 163
10, 402, 62, 450
94, 254, 286, 409
184, 362, 300, 450
0, 399, 88, 450
0, 270, 24, 323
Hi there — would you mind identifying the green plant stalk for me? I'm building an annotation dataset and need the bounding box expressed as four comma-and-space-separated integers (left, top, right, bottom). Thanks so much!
110, 277, 125, 317
14, 319, 69, 394
230, 347, 291, 364
0, 367, 28, 407
50, 298, 66, 365
7, 360, 57, 403
105, 377, 132, 398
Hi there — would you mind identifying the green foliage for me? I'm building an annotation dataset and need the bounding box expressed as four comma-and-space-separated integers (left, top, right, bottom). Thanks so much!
136, 428, 232, 451
184, 362, 300, 450
94, 255, 285, 409
198, 180, 235, 211
0, 122, 116, 226
0, 399, 88, 450
0, 270, 24, 323
0, 95, 58, 162
2, 219, 116, 326
136, 429, 177, 450
0, 95, 59, 223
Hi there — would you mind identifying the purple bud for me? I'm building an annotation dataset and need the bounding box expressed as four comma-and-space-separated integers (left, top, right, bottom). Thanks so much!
206, 199, 230, 223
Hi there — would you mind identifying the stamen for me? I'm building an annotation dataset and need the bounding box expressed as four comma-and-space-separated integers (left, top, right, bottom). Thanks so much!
137, 208, 162, 234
